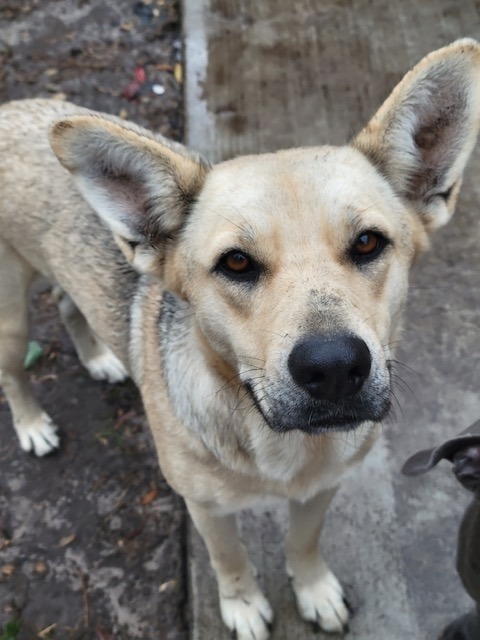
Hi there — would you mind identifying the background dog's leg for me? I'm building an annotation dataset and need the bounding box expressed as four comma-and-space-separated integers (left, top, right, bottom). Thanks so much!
286, 487, 349, 633
54, 288, 127, 384
0, 238, 59, 456
186, 499, 273, 640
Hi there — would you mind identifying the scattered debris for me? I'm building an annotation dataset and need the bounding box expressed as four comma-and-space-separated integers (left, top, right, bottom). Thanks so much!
158, 579, 176, 593
114, 408, 135, 430
59, 534, 76, 548
1, 564, 15, 577
174, 61, 182, 83
155, 63, 174, 71
24, 340, 43, 369
122, 66, 147, 100
152, 83, 166, 95
37, 623, 57, 638
140, 486, 158, 505
35, 373, 58, 384
34, 561, 48, 574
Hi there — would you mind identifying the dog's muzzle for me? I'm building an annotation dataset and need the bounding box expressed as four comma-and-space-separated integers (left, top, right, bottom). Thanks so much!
245, 332, 390, 434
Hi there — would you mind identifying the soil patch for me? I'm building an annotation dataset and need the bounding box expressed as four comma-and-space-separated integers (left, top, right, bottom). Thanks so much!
0, 2, 187, 639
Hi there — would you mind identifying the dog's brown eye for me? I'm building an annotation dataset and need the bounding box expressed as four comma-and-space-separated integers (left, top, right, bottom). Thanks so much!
224, 251, 251, 273
215, 250, 262, 284
355, 232, 380, 255
350, 231, 388, 264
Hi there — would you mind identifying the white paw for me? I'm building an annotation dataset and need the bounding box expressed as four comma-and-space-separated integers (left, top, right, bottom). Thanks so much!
85, 350, 128, 384
220, 589, 273, 640
17, 413, 60, 456
292, 569, 349, 633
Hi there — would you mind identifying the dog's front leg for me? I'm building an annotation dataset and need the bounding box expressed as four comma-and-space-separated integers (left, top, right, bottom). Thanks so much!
286, 488, 349, 633
186, 498, 273, 640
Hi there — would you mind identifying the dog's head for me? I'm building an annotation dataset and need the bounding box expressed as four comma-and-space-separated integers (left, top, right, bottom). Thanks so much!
50, 39, 480, 435
402, 420, 480, 494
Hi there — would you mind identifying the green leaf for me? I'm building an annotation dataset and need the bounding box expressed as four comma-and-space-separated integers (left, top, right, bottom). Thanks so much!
24, 340, 43, 369
0, 617, 21, 640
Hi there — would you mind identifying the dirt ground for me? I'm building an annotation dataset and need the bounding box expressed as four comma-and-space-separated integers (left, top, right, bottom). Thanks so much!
0, 2, 187, 639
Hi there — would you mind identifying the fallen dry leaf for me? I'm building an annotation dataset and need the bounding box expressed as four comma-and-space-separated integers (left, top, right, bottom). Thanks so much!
34, 561, 48, 574
0, 538, 11, 551
114, 409, 135, 429
159, 579, 176, 593
155, 63, 174, 71
174, 62, 182, 83
1, 564, 15, 576
59, 534, 76, 547
140, 487, 158, 505
38, 623, 57, 638
36, 373, 57, 384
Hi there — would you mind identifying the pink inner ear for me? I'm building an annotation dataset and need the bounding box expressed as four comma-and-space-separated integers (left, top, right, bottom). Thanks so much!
407, 100, 466, 201
98, 172, 149, 227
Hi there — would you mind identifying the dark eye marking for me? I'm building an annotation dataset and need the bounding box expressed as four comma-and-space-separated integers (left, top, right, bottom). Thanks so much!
214, 250, 262, 284
349, 230, 390, 265
437, 185, 454, 201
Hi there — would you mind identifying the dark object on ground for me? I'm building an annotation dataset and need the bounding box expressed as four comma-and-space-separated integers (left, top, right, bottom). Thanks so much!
403, 420, 480, 640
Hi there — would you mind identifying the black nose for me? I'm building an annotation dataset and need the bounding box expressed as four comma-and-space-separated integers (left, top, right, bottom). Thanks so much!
288, 334, 372, 401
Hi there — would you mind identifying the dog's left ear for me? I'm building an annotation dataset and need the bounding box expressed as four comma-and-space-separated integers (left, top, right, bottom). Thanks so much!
352, 39, 480, 232
50, 115, 210, 275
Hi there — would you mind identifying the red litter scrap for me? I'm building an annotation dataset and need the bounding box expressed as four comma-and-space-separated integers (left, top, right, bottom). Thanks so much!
122, 66, 147, 100
135, 66, 146, 83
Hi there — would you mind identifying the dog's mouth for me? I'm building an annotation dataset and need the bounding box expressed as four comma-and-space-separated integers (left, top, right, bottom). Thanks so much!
244, 381, 391, 434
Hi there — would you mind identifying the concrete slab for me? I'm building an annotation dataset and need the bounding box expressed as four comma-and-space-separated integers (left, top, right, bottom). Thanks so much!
183, 1, 480, 638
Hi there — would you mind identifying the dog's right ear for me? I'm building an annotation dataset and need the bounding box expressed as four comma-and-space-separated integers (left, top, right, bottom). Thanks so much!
50, 115, 210, 274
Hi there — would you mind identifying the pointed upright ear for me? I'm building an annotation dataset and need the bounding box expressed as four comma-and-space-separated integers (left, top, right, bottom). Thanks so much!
49, 115, 210, 274
402, 446, 439, 476
352, 39, 480, 232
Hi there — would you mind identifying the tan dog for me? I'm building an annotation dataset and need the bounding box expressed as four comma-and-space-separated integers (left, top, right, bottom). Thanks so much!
1, 39, 480, 639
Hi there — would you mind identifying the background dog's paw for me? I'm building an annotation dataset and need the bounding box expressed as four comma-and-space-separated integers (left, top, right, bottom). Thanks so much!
17, 413, 60, 456
292, 569, 349, 633
220, 589, 273, 640
85, 349, 128, 384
